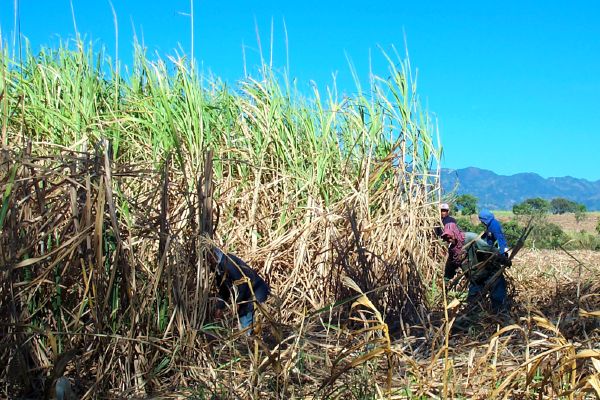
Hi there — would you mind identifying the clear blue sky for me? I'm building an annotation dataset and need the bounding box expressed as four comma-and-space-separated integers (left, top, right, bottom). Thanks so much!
1, 1, 598, 181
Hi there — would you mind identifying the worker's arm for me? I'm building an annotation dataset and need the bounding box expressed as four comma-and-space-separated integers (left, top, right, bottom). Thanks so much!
490, 220, 508, 253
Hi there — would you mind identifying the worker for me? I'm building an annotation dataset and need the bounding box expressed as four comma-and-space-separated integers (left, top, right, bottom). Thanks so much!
478, 209, 508, 255
441, 225, 511, 313
209, 247, 270, 335
435, 202, 457, 237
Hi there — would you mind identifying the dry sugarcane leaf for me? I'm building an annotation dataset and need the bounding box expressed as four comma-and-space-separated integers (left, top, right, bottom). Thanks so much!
493, 344, 573, 398
525, 358, 543, 387
320, 347, 387, 391
532, 315, 562, 336
559, 369, 600, 398
491, 324, 525, 339
12, 228, 91, 269
351, 296, 382, 320
342, 275, 363, 294
47, 329, 57, 360
592, 357, 600, 374
578, 308, 600, 318
347, 347, 386, 368
561, 349, 600, 366
580, 293, 600, 301
587, 375, 600, 397
491, 367, 523, 398
445, 298, 460, 310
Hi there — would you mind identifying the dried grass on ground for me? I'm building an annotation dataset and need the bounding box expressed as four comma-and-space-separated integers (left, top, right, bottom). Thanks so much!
546, 214, 598, 234
512, 249, 600, 328
429, 249, 600, 399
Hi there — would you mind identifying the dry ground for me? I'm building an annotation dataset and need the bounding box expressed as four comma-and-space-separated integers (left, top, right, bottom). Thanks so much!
511, 248, 599, 314
546, 213, 600, 234
493, 211, 600, 234
425, 248, 600, 398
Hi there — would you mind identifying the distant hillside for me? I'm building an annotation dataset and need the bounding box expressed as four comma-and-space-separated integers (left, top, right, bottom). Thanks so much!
440, 167, 600, 211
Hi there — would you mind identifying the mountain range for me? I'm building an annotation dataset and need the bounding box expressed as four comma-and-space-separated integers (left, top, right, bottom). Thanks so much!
440, 167, 600, 211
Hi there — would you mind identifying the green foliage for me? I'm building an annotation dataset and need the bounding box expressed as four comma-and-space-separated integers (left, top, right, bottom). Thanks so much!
596, 218, 600, 235
565, 231, 600, 251
550, 197, 582, 214
529, 221, 569, 249
1, 40, 439, 223
511, 203, 528, 215
502, 220, 522, 247
512, 197, 549, 216
455, 194, 478, 216
455, 216, 481, 234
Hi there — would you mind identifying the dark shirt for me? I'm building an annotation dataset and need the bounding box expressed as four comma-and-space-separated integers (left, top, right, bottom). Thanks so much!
435, 215, 457, 237
215, 253, 269, 310
443, 215, 457, 226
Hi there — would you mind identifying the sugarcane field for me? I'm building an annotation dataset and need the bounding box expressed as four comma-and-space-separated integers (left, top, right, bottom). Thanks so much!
1, 4, 600, 399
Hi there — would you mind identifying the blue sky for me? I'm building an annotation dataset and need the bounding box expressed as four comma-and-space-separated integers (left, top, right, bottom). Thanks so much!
1, 1, 598, 181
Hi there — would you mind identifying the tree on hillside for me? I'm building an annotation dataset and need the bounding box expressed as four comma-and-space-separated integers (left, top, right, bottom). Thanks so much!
455, 194, 478, 216
513, 197, 549, 216
550, 198, 581, 214
575, 204, 588, 224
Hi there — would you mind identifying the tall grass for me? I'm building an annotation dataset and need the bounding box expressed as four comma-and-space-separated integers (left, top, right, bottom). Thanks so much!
1, 38, 443, 398
1, 38, 598, 399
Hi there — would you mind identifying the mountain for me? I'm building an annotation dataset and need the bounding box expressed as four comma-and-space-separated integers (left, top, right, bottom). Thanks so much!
440, 167, 600, 211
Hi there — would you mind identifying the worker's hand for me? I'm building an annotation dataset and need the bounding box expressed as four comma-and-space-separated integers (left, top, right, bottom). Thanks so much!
499, 253, 512, 267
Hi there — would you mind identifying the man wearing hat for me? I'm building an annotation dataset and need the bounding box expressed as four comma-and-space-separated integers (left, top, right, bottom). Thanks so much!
435, 202, 457, 236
